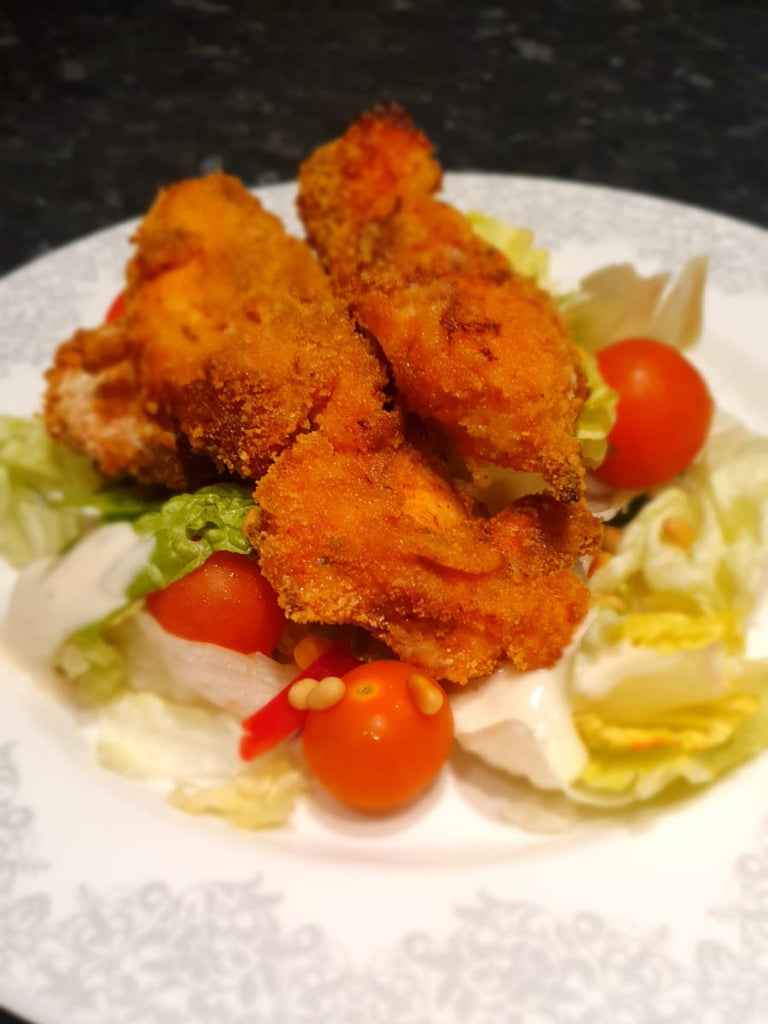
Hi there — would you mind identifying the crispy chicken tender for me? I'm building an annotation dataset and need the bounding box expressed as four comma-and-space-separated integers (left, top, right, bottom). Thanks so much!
298, 105, 587, 502
44, 322, 215, 489
44, 167, 599, 684
45, 174, 399, 486
255, 432, 600, 683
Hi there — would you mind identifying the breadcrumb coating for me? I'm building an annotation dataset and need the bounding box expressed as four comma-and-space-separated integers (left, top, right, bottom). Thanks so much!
43, 156, 600, 684
298, 104, 587, 502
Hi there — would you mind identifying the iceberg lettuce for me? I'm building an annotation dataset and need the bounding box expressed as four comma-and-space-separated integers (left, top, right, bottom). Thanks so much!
95, 692, 305, 829
453, 415, 768, 808
558, 256, 708, 353
0, 415, 103, 567
466, 211, 550, 285
9, 482, 261, 709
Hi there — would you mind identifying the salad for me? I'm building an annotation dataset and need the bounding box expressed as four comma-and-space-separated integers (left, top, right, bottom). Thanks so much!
5, 181, 767, 838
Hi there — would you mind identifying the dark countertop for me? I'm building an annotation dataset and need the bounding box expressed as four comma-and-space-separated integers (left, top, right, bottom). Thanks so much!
1, 2, 766, 1022
2, 0, 768, 280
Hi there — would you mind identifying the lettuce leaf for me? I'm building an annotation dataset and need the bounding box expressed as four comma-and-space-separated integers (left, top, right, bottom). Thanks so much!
129, 483, 255, 598
571, 664, 768, 805
453, 415, 768, 809
53, 481, 259, 705
0, 415, 168, 569
575, 348, 618, 468
53, 602, 141, 706
590, 413, 768, 627
466, 211, 550, 284
0, 415, 103, 567
559, 256, 708, 354
10, 482, 261, 709
95, 692, 305, 828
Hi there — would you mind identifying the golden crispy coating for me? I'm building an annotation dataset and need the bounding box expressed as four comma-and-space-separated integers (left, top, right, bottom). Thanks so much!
255, 432, 599, 684
44, 174, 399, 486
44, 324, 216, 489
44, 164, 599, 684
298, 105, 587, 502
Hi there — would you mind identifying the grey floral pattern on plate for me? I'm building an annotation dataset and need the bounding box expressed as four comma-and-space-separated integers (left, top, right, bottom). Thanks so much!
2, 740, 768, 1023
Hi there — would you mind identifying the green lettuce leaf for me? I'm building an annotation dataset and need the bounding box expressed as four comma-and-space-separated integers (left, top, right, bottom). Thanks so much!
0, 415, 103, 567
54, 483, 257, 703
575, 348, 617, 468
13, 483, 259, 707
53, 601, 141, 706
466, 211, 550, 284
0, 415, 167, 568
129, 483, 255, 598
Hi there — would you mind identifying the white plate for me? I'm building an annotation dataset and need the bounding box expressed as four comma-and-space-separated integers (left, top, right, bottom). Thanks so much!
3, 174, 768, 1024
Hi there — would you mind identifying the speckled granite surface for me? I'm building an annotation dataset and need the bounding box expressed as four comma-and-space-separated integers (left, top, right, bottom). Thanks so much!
2, 0, 768, 278
0, 3, 766, 1022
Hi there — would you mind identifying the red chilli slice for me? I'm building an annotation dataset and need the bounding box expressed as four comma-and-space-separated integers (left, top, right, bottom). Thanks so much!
239, 640, 360, 761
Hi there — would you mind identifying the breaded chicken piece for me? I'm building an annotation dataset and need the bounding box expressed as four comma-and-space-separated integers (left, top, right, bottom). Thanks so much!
45, 174, 399, 486
45, 169, 598, 684
45, 321, 217, 489
298, 105, 587, 502
254, 432, 600, 683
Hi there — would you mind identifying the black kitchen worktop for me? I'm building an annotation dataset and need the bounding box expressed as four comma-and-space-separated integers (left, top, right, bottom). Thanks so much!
1, 2, 767, 1023
3, 1, 768, 279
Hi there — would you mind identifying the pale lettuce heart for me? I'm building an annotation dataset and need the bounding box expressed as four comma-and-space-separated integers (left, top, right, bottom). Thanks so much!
95, 691, 306, 829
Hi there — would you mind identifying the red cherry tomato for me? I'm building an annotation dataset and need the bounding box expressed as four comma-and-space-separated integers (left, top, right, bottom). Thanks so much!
146, 550, 286, 655
104, 291, 125, 323
595, 337, 714, 489
301, 660, 454, 812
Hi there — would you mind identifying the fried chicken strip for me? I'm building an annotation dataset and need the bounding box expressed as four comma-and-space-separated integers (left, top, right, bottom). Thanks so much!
45, 174, 399, 486
298, 105, 587, 502
254, 433, 600, 683
45, 169, 598, 684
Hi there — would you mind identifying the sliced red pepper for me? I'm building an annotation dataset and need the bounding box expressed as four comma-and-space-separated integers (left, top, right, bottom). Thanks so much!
239, 640, 360, 761
105, 291, 125, 323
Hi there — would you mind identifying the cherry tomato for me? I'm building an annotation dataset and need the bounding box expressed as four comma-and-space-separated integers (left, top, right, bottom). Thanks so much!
104, 291, 125, 323
301, 660, 454, 812
146, 550, 286, 655
595, 337, 714, 489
